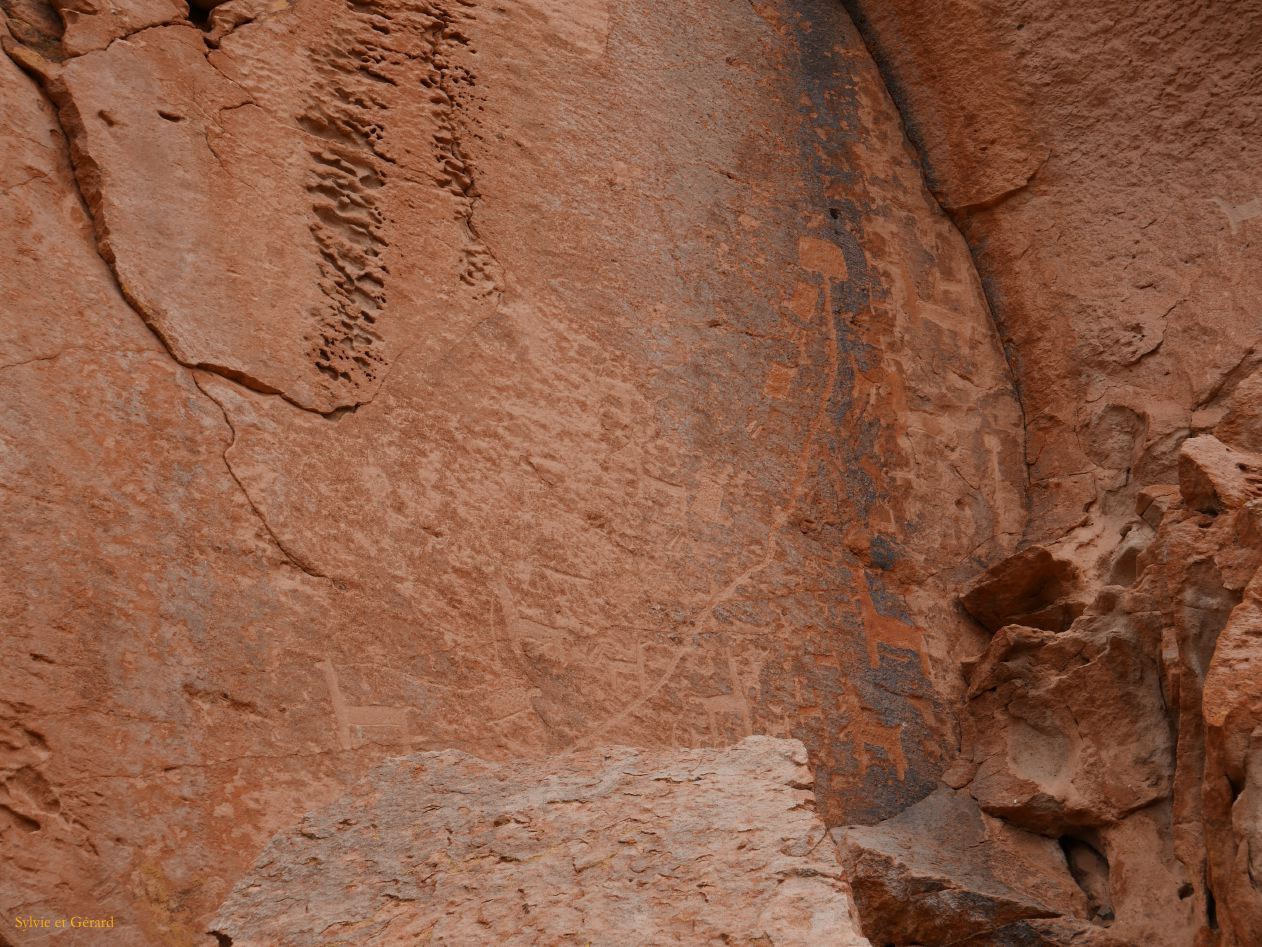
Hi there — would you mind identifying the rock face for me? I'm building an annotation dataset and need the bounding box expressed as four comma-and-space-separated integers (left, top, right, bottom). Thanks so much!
2, 0, 1260, 943
209, 737, 870, 946
2, 0, 1023, 941
836, 435, 1262, 946
844, 0, 1262, 563
830, 3, 1262, 944
835, 788, 1101, 946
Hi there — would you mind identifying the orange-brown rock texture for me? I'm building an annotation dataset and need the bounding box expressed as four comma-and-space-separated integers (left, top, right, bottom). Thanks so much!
0, 0, 1258, 943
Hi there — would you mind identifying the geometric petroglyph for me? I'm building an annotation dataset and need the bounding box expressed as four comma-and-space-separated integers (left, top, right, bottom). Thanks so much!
692, 466, 733, 524
317, 660, 410, 751
763, 362, 798, 400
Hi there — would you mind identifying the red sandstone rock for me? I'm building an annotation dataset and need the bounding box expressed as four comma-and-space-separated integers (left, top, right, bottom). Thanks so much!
834, 5, 1262, 940
846, 0, 1262, 572
209, 737, 870, 946
959, 544, 1084, 633
1179, 435, 1262, 514
1136, 483, 1181, 529
945, 486, 1259, 945
1, 0, 1024, 940
4, 0, 1262, 943
834, 787, 1097, 945
1204, 555, 1262, 943
962, 610, 1173, 834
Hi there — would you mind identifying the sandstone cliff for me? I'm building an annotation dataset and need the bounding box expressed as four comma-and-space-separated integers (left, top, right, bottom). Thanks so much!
0, 0, 1257, 944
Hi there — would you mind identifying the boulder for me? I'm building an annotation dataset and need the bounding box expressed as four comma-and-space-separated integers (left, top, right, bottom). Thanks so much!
962, 614, 1173, 834
833, 787, 1094, 946
1179, 436, 1262, 514
210, 737, 870, 946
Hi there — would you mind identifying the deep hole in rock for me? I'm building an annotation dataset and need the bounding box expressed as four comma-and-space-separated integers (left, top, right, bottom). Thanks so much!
1229, 773, 1244, 802
1059, 835, 1114, 924
1107, 544, 1142, 586
184, 0, 219, 31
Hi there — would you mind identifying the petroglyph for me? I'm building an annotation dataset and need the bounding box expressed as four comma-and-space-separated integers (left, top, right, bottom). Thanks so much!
855, 574, 929, 676
691, 467, 735, 524
763, 362, 798, 399
1212, 195, 1262, 235
492, 576, 584, 671
700, 654, 755, 741
846, 718, 908, 780
798, 234, 850, 283
317, 660, 410, 751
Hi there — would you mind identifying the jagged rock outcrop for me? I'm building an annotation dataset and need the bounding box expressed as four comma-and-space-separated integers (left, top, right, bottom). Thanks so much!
830, 3, 1262, 943
959, 543, 1084, 633
838, 434, 1262, 944
961, 613, 1173, 834
835, 788, 1099, 945
209, 737, 870, 946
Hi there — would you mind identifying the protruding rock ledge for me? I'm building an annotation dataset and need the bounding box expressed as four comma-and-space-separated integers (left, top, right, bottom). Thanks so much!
1179, 434, 1262, 515
833, 787, 1112, 946
959, 543, 1085, 633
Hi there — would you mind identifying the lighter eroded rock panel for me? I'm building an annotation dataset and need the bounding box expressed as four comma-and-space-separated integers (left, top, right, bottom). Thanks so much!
209, 737, 870, 946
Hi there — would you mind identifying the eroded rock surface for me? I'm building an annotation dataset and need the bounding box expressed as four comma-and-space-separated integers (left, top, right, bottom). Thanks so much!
845, 0, 1262, 570
962, 612, 1173, 835
838, 437, 1262, 944
2, 0, 1023, 941
832, 3, 1262, 943
209, 737, 870, 946
3, 0, 1261, 943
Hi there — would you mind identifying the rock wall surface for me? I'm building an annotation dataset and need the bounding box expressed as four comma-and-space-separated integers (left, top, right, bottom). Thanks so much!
2, 0, 1258, 943
1, 0, 1024, 943
844, 0, 1262, 576
836, 2, 1262, 945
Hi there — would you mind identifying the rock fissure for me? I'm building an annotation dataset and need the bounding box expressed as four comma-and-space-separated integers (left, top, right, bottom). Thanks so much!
836, 0, 1034, 498
192, 375, 335, 580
